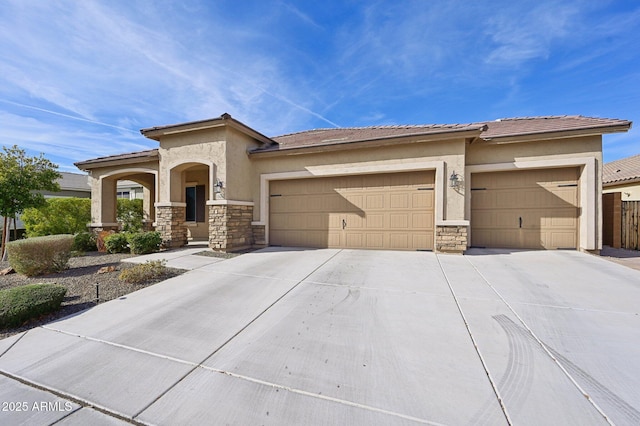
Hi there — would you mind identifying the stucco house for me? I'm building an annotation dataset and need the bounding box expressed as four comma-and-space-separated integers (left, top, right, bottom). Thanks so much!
75, 114, 631, 253
603, 153, 640, 200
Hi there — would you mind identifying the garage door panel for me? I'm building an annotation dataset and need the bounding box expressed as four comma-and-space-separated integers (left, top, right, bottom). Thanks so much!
390, 193, 409, 208
365, 233, 384, 248
365, 194, 385, 209
471, 168, 579, 249
365, 214, 384, 228
412, 192, 434, 208
270, 171, 434, 250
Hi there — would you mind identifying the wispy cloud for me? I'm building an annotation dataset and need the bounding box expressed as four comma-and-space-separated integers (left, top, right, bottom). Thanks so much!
0, 0, 638, 166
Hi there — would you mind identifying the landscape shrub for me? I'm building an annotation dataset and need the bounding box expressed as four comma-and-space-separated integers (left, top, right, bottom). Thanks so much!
7, 235, 74, 277
0, 284, 67, 328
73, 231, 97, 252
128, 231, 162, 255
104, 232, 130, 254
118, 260, 167, 284
21, 198, 91, 237
117, 198, 144, 232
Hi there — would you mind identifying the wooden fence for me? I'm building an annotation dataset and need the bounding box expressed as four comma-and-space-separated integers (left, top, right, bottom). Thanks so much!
622, 201, 640, 250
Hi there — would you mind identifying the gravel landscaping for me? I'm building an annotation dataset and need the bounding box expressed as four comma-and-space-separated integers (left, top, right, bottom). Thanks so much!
0, 252, 186, 339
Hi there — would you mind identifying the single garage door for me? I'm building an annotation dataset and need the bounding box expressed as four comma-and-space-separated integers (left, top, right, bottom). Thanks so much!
471, 168, 579, 249
270, 171, 435, 250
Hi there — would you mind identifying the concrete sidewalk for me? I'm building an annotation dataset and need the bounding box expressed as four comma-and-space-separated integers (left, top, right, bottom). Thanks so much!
122, 247, 227, 270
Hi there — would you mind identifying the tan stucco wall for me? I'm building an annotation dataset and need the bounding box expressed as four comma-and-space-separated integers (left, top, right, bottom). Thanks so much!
603, 182, 640, 201
466, 135, 602, 165
225, 127, 264, 201
87, 160, 159, 226
157, 128, 226, 202
249, 139, 468, 222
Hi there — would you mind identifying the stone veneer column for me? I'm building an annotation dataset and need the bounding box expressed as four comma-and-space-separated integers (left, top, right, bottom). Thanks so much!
435, 225, 468, 253
251, 224, 266, 246
155, 203, 187, 248
208, 201, 254, 252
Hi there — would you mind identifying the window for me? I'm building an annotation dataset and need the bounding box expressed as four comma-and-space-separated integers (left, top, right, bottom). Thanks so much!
185, 185, 206, 222
117, 191, 130, 199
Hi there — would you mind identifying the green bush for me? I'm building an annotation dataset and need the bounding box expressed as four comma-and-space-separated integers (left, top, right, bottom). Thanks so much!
128, 231, 162, 255
119, 260, 167, 284
73, 231, 97, 252
117, 198, 144, 232
0, 284, 67, 328
104, 233, 130, 254
7, 235, 74, 277
22, 198, 91, 237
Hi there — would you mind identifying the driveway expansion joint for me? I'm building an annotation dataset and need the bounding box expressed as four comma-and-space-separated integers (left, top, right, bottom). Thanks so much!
463, 255, 615, 425
38, 323, 442, 425
0, 369, 142, 425
435, 254, 513, 426
131, 249, 346, 420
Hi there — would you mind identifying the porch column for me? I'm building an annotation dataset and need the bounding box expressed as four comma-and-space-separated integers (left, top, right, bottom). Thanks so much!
207, 200, 254, 252
90, 176, 119, 232
155, 202, 187, 248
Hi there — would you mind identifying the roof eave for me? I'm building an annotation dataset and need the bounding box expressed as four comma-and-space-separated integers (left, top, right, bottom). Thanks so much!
74, 151, 159, 171
249, 126, 486, 157
603, 176, 640, 187
140, 113, 276, 146
480, 123, 632, 144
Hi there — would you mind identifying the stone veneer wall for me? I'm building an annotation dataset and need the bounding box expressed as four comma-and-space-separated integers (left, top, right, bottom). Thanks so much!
209, 204, 254, 251
435, 225, 468, 253
156, 205, 187, 248
252, 224, 266, 246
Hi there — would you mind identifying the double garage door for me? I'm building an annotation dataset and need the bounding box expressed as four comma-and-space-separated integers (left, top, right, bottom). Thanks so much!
471, 168, 579, 249
269, 171, 435, 250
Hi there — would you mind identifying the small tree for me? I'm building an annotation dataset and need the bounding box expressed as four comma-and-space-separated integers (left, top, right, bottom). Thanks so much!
117, 198, 144, 232
22, 198, 92, 237
0, 145, 61, 260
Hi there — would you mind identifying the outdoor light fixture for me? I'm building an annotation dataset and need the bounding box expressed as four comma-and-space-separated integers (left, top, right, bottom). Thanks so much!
449, 171, 463, 189
214, 179, 224, 193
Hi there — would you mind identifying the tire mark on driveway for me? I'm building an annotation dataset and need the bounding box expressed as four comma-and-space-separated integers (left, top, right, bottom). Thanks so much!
494, 315, 640, 426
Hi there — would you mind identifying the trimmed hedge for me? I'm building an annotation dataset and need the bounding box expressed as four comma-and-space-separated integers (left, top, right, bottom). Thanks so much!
128, 231, 162, 255
104, 231, 162, 255
0, 284, 67, 328
104, 233, 129, 254
7, 235, 74, 277
73, 231, 97, 252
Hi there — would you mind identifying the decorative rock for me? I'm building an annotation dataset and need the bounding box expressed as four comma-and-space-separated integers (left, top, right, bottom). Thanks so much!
97, 266, 116, 274
0, 267, 15, 275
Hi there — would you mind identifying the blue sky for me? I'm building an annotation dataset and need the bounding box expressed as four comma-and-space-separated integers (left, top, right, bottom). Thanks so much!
1, 0, 638, 172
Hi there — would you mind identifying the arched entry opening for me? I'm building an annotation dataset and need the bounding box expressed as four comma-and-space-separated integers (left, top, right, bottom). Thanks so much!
156, 161, 214, 247
95, 169, 158, 232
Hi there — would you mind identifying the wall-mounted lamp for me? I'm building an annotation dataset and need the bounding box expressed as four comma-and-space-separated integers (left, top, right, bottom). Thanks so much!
214, 179, 224, 193
449, 171, 463, 189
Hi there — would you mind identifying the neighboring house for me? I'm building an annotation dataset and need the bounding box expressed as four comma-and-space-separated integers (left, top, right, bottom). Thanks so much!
603, 153, 640, 200
74, 114, 631, 253
1, 171, 91, 233
117, 180, 144, 200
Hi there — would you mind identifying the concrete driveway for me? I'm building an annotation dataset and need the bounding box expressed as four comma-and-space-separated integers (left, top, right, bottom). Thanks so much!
1, 248, 639, 425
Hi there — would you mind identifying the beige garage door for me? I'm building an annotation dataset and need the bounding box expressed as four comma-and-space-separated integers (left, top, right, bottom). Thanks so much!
471, 168, 579, 249
270, 171, 435, 250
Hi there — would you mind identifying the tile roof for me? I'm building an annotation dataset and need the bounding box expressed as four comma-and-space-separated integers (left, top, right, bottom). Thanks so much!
75, 115, 631, 167
603, 153, 640, 184
255, 115, 630, 153
75, 149, 159, 168
479, 115, 631, 139
270, 123, 485, 150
